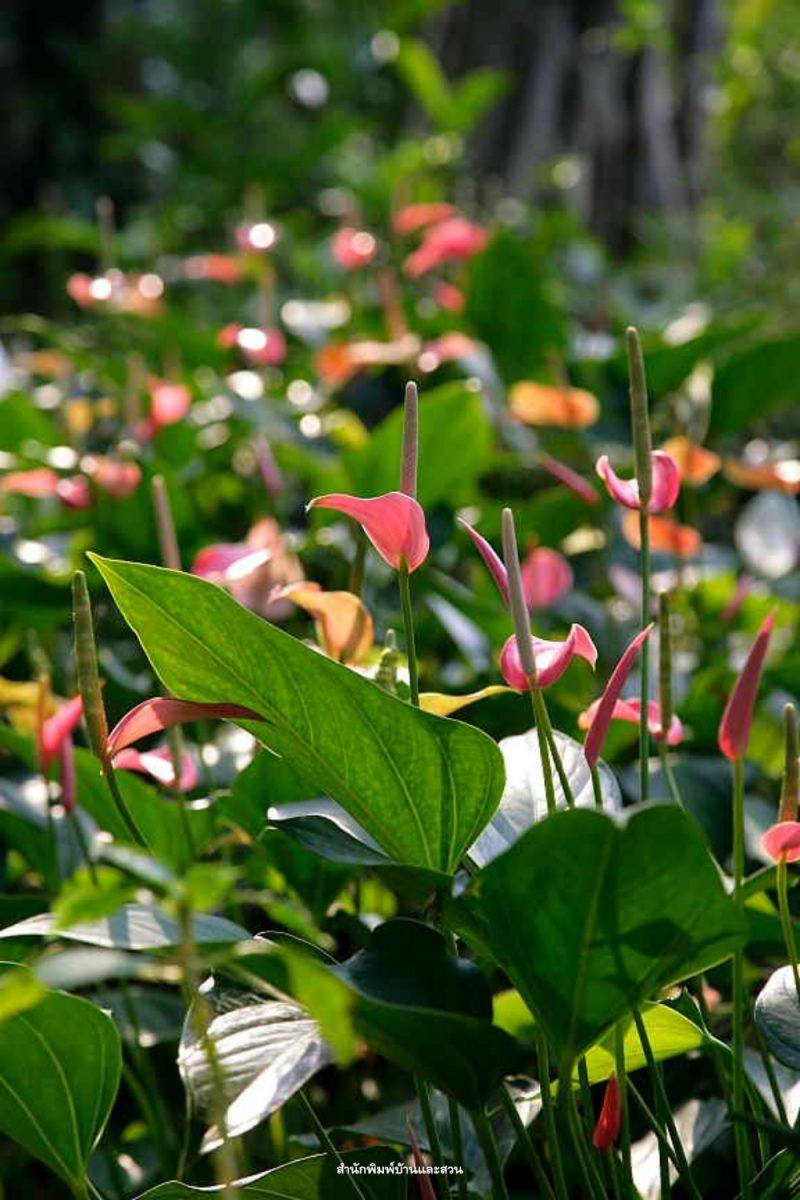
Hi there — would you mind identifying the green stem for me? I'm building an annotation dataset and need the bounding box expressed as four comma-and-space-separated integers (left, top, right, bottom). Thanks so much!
631, 1008, 703, 1200
639, 510, 651, 806
536, 1031, 569, 1200
591, 764, 605, 810
627, 1080, 682, 1174
473, 1108, 510, 1200
415, 1076, 444, 1169
614, 1024, 634, 1198
658, 743, 683, 807
732, 756, 754, 1198
299, 1090, 367, 1200
538, 695, 575, 807
777, 857, 800, 1002
566, 1087, 606, 1200
499, 1085, 556, 1200
530, 689, 558, 817
448, 1097, 468, 1200
398, 565, 419, 706
105, 764, 147, 846
68, 810, 98, 885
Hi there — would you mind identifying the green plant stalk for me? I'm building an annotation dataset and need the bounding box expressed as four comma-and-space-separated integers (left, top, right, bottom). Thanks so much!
473, 1108, 510, 1200
530, 687, 558, 816
68, 809, 98, 886
566, 1087, 606, 1200
448, 1097, 469, 1200
177, 896, 239, 1196
537, 693, 576, 807
119, 984, 174, 1172
627, 1080, 682, 1175
298, 1090, 367, 1200
499, 1085, 556, 1200
591, 764, 605, 810
638, 511, 651, 806
415, 1075, 444, 1172
657, 744, 683, 807
751, 1023, 789, 1126
631, 1012, 702, 1200
536, 1031, 569, 1200
732, 756, 754, 1198
777, 857, 800, 1002
614, 1023, 634, 1197
398, 565, 419, 706
779, 703, 799, 822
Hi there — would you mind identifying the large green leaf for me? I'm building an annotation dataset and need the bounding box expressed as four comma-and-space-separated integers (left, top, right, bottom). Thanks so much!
460, 805, 745, 1067
0, 990, 121, 1191
346, 381, 493, 508
91, 557, 504, 872
137, 1147, 406, 1199
0, 903, 248, 950
710, 332, 800, 434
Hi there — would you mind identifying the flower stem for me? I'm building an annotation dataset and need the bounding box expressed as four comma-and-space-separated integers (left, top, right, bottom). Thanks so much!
536, 1031, 569, 1200
473, 1108, 510, 1200
657, 743, 683, 807
613, 1024, 634, 1197
732, 756, 754, 1199
639, 509, 651, 806
777, 857, 800, 1002
499, 1085, 556, 1200
537, 694, 576, 807
415, 1076, 443, 1168
398, 565, 419, 706
299, 1090, 367, 1200
448, 1096, 468, 1200
530, 688, 558, 816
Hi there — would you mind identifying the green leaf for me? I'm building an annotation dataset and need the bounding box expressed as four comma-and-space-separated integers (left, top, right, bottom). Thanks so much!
0, 990, 121, 1190
136, 1147, 406, 1199
450, 69, 508, 132
581, 1003, 709, 1084
395, 40, 454, 127
466, 232, 566, 382
461, 805, 745, 1066
346, 382, 493, 509
298, 919, 518, 1110
91, 557, 504, 872
710, 332, 800, 434
0, 903, 249, 950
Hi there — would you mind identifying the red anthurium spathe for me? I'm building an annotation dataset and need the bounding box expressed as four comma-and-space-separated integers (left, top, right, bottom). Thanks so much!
718, 611, 777, 761
56, 476, 92, 510
593, 1075, 621, 1151
114, 745, 200, 792
500, 624, 597, 690
403, 217, 488, 277
596, 450, 680, 513
762, 821, 800, 864
581, 696, 684, 755
107, 697, 262, 759
331, 227, 378, 270
40, 695, 84, 772
581, 626, 653, 767
308, 492, 429, 573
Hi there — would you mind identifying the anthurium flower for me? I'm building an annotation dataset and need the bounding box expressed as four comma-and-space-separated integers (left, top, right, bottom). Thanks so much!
314, 335, 420, 389
723, 457, 800, 495
580, 697, 684, 754
661, 436, 721, 485
580, 626, 653, 767
460, 521, 572, 610
596, 450, 680, 513
114, 745, 200, 792
192, 518, 304, 618
81, 456, 142, 500
331, 227, 378, 270
308, 492, 429, 572
403, 217, 488, 277
500, 624, 597, 690
460, 519, 511, 604
718, 610, 776, 761
137, 380, 192, 440
392, 202, 457, 234
276, 582, 374, 664
1, 468, 61, 498
107, 697, 262, 758
417, 332, 485, 374
432, 281, 465, 312
593, 1075, 621, 1150
218, 324, 287, 366
761, 821, 800, 864
181, 253, 244, 284
58, 734, 77, 814
56, 476, 92, 510
539, 453, 601, 505
40, 695, 84, 772
510, 382, 599, 429
622, 511, 701, 558
419, 685, 511, 717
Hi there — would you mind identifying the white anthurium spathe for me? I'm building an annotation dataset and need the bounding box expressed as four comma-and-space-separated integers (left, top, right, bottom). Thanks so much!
179, 990, 333, 1151
754, 965, 800, 1070
269, 728, 621, 871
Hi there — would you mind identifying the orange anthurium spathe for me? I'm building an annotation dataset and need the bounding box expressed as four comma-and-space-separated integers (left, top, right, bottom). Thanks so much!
597, 450, 680, 513
307, 492, 429, 572
661, 436, 721, 485
500, 624, 597, 690
276, 582, 374, 664
510, 381, 599, 429
723, 457, 800, 495
622, 511, 701, 558
718, 610, 776, 761
761, 821, 800, 864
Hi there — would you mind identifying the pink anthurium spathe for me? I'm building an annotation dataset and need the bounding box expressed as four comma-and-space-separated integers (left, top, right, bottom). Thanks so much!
581, 626, 654, 767
596, 450, 681, 513
331, 227, 378, 270
107, 697, 262, 758
114, 745, 200, 792
460, 520, 572, 610
307, 492, 429, 573
459, 519, 510, 604
403, 217, 488, 278
500, 624, 597, 690
539, 453, 601, 506
761, 821, 800, 864
58, 735, 77, 814
39, 695, 84, 772
718, 611, 777, 761
580, 696, 684, 755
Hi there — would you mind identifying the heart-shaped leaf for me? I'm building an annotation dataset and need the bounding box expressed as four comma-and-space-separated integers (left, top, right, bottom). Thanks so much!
0, 990, 121, 1191
0, 903, 249, 950
755, 966, 800, 1069
179, 994, 333, 1151
459, 804, 744, 1066
91, 556, 504, 872
136, 1147, 406, 1199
